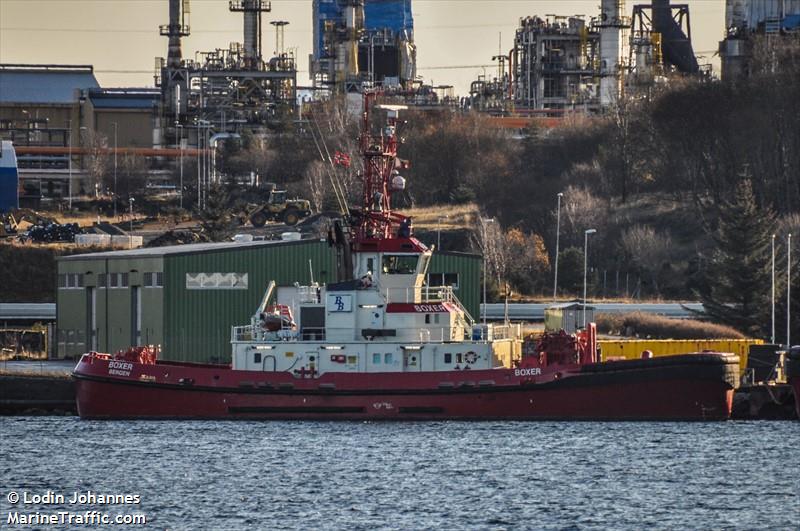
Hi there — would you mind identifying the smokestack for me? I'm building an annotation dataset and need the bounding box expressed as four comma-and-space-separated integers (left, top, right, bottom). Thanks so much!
167, 0, 184, 69
243, 1, 260, 65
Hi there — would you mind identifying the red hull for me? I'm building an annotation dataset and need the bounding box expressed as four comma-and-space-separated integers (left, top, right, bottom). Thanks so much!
787, 350, 800, 419
73, 354, 738, 421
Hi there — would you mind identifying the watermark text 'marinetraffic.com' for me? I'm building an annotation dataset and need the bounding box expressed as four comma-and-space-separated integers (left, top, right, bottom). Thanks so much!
8, 511, 147, 526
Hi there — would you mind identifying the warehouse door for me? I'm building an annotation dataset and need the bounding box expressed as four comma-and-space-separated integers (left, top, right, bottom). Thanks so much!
131, 287, 142, 346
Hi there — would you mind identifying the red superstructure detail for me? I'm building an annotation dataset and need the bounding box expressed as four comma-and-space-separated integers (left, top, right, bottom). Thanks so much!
520, 323, 598, 369
114, 346, 158, 365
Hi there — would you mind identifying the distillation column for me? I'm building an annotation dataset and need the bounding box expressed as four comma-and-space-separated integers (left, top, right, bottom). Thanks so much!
230, 0, 271, 69
599, 0, 627, 106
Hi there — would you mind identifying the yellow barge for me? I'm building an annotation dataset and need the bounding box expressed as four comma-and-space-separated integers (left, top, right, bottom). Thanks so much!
598, 339, 763, 376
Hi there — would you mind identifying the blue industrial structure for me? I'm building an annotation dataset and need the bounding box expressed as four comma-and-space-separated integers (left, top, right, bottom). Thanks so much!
0, 141, 19, 212
311, 0, 416, 92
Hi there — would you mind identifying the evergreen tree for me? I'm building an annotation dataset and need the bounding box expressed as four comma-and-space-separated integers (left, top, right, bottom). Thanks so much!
197, 184, 233, 242
696, 179, 775, 336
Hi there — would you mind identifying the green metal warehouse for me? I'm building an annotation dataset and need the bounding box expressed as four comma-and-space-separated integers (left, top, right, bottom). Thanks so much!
56, 239, 481, 363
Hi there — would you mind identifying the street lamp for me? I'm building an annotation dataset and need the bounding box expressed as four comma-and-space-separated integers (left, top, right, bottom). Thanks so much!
788, 233, 792, 348
772, 233, 776, 344
112, 122, 118, 218
480, 217, 495, 335
553, 192, 563, 301
437, 216, 448, 250
129, 197, 135, 233
196, 122, 201, 209
79, 126, 88, 197
583, 228, 597, 328
196, 120, 210, 210
176, 122, 184, 210
67, 120, 73, 210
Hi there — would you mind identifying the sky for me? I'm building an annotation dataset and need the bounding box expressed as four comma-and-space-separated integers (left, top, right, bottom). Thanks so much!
0, 0, 725, 95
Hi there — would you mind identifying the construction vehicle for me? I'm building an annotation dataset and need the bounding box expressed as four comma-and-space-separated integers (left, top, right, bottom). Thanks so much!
246, 188, 312, 227
0, 209, 56, 239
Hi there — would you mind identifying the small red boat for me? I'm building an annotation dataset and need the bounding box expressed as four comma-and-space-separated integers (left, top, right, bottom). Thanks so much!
787, 348, 800, 418
73, 92, 739, 421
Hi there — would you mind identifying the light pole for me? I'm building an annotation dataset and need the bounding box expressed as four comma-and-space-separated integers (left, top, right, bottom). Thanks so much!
437, 216, 447, 250
112, 122, 118, 218
67, 120, 72, 210
553, 192, 563, 301
129, 197, 135, 233
176, 122, 184, 210
196, 122, 201, 209
772, 233, 776, 344
79, 126, 88, 197
788, 233, 792, 348
480, 217, 495, 336
196, 120, 210, 210
583, 228, 597, 328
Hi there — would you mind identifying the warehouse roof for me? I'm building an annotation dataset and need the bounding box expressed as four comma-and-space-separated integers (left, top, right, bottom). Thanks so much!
59, 238, 482, 261
0, 64, 99, 104
59, 238, 327, 261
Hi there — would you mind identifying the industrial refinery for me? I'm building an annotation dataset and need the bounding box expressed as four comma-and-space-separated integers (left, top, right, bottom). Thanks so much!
0, 0, 798, 202
2, 4, 800, 528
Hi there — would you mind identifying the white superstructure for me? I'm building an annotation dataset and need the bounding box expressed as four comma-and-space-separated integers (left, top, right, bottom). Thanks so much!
231, 247, 520, 376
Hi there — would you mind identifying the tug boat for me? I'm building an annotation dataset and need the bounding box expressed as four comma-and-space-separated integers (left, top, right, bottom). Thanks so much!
73, 93, 739, 421
787, 348, 800, 418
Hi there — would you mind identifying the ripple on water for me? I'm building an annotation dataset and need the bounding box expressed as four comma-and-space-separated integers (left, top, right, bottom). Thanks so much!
0, 418, 798, 530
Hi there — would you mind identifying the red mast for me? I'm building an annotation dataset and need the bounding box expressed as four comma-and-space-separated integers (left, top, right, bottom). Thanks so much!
352, 91, 417, 249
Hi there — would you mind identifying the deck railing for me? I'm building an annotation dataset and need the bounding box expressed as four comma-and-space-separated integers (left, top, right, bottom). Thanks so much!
232, 325, 477, 343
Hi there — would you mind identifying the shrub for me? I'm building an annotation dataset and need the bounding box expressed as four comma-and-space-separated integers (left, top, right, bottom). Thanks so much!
595, 311, 746, 339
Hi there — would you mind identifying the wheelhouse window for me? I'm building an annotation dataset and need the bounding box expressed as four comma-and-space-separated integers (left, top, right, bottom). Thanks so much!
427, 273, 460, 289
382, 255, 418, 275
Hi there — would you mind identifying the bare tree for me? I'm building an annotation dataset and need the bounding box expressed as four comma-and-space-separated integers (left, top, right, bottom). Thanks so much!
82, 130, 109, 197
620, 224, 673, 294
474, 217, 508, 287
561, 185, 608, 246
304, 160, 328, 213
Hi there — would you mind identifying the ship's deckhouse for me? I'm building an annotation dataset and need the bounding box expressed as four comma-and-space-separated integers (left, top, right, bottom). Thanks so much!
230, 94, 520, 376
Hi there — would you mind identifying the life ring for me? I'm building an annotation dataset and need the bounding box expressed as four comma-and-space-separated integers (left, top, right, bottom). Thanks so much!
465, 351, 478, 364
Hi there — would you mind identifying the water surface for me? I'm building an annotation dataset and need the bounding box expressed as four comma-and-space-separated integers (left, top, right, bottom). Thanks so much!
2, 419, 798, 530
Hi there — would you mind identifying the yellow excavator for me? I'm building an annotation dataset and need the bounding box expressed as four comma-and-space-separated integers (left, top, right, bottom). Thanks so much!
246, 188, 312, 227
